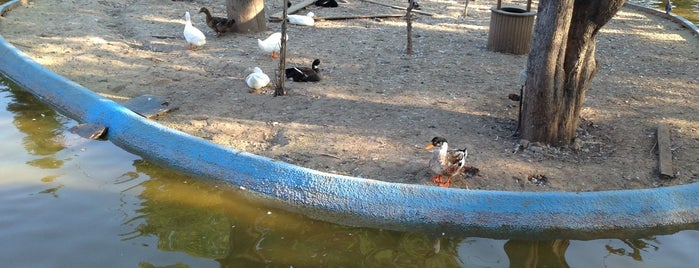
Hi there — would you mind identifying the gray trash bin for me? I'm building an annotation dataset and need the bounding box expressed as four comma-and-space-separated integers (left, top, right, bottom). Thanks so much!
487, 1, 536, 55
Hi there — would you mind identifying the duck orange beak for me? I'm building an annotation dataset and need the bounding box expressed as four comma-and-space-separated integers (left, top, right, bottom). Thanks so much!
424, 144, 434, 150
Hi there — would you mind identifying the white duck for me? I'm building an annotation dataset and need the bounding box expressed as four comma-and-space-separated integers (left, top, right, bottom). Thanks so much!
183, 11, 206, 50
288, 12, 315, 26
257, 32, 287, 59
245, 67, 271, 89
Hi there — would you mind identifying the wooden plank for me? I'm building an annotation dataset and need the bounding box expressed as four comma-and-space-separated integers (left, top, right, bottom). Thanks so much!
122, 95, 179, 119
316, 14, 406, 21
269, 0, 317, 20
360, 0, 436, 16
657, 123, 674, 179
69, 123, 107, 140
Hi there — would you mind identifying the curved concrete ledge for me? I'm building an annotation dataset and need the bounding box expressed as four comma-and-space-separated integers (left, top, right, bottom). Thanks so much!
625, 3, 699, 38
2, 0, 699, 239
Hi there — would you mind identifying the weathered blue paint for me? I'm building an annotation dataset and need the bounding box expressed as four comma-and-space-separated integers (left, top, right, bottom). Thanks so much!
2, 0, 698, 239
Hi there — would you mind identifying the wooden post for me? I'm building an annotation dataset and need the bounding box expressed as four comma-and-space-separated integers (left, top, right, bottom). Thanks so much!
657, 124, 674, 179
406, 0, 414, 55
463, 0, 471, 17
275, 0, 289, 96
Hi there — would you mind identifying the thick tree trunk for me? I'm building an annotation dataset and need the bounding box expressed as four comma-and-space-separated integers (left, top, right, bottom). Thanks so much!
521, 0, 624, 146
226, 0, 266, 33
521, 0, 574, 146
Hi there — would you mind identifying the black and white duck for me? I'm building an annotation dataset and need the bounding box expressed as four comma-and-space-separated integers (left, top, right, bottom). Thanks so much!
424, 137, 467, 187
315, 0, 339, 7
409, 0, 421, 10
198, 7, 235, 37
285, 59, 321, 82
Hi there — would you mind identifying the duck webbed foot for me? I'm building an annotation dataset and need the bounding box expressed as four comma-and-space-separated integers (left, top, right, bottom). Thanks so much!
431, 175, 451, 188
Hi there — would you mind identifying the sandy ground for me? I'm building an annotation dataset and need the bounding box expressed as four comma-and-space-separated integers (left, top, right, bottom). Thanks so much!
1, 0, 698, 191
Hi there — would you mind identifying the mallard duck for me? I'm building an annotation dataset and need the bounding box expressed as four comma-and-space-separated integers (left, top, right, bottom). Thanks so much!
199, 7, 235, 37
285, 59, 321, 82
288, 12, 315, 26
425, 137, 467, 187
257, 32, 286, 59
183, 11, 206, 50
245, 67, 270, 89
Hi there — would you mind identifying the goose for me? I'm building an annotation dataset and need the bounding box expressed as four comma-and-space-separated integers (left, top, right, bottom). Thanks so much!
257, 32, 287, 59
199, 7, 236, 37
288, 12, 315, 26
425, 137, 467, 187
285, 59, 321, 82
245, 67, 271, 89
183, 11, 206, 50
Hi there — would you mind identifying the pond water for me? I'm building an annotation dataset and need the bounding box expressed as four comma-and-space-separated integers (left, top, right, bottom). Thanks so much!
632, 0, 699, 25
2, 73, 699, 267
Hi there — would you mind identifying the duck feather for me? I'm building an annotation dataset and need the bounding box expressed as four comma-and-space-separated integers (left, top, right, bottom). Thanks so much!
257, 32, 287, 58
285, 59, 321, 82
425, 137, 467, 187
183, 11, 206, 49
246, 67, 271, 89
199, 7, 235, 37
288, 12, 315, 26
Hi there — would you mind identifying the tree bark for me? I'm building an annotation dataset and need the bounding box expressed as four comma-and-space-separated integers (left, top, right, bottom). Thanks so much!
521, 0, 624, 146
226, 0, 266, 33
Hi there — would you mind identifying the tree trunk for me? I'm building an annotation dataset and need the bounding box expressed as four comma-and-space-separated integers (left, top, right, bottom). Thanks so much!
226, 0, 266, 33
521, 0, 624, 146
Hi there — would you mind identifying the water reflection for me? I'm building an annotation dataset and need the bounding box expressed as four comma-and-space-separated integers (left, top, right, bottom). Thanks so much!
4, 80, 68, 169
632, 0, 699, 25
504, 240, 570, 267
122, 160, 231, 260
116, 158, 682, 267
4, 75, 699, 266
604, 237, 660, 262
122, 159, 466, 266
90, 138, 694, 267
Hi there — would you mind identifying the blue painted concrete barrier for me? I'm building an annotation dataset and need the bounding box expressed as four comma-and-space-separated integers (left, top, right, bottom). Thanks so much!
2, 0, 698, 239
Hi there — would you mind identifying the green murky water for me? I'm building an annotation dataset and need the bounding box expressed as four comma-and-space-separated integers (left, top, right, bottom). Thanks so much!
2, 74, 699, 267
639, 0, 699, 25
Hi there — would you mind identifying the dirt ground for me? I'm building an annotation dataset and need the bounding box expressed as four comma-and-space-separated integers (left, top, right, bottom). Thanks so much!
1, 0, 697, 191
